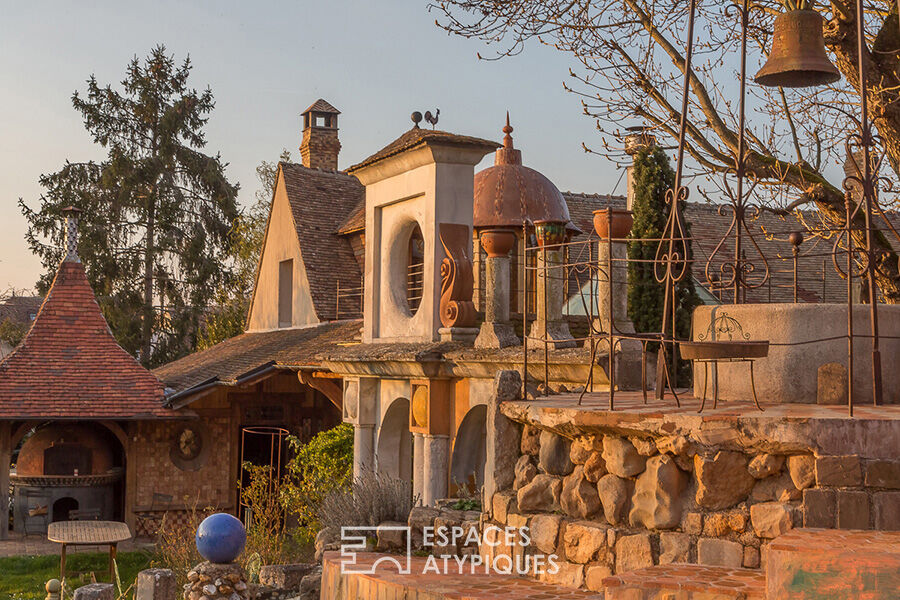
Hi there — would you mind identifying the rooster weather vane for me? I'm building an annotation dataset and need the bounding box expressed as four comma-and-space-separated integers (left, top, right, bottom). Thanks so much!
411, 109, 440, 129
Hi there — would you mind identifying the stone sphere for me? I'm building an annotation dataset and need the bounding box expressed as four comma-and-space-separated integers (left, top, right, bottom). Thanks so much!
195, 513, 246, 564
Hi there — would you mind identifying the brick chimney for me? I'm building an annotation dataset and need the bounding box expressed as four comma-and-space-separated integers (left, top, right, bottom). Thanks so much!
300, 99, 342, 170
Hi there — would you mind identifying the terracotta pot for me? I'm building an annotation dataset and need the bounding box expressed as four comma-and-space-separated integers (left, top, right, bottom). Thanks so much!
534, 220, 567, 248
592, 208, 634, 240
480, 229, 517, 258
754, 10, 840, 88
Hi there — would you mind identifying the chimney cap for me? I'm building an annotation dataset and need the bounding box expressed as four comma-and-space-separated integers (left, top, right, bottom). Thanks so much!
61, 205, 83, 216
302, 99, 340, 116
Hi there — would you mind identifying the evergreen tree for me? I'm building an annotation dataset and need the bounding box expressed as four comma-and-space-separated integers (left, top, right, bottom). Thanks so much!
20, 46, 239, 366
627, 147, 700, 379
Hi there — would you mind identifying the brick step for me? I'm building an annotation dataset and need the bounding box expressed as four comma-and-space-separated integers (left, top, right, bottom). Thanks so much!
766, 528, 900, 600
602, 564, 766, 600
321, 552, 601, 599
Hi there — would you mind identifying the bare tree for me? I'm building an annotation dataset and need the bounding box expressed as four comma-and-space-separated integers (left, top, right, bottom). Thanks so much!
431, 0, 900, 301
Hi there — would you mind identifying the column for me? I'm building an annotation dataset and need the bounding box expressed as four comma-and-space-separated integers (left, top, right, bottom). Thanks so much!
529, 244, 576, 348
597, 240, 635, 335
412, 433, 425, 504
421, 434, 450, 506
352, 424, 375, 480
475, 229, 520, 348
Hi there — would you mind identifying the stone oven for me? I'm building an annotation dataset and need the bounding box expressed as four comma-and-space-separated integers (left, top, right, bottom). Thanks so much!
12, 423, 124, 530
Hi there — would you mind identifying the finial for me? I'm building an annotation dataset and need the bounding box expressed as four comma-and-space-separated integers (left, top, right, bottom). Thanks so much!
502, 112, 514, 148
411, 111, 423, 128
61, 206, 82, 263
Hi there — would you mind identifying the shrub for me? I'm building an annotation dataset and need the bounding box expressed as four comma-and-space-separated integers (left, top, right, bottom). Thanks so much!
152, 497, 209, 587
318, 471, 416, 531
282, 423, 353, 542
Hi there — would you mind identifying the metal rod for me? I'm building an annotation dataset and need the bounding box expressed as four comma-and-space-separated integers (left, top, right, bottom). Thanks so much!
607, 211, 615, 410
847, 193, 854, 418
522, 222, 528, 399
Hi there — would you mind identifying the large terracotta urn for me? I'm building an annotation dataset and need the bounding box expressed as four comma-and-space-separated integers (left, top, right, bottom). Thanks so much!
593, 208, 634, 240
480, 229, 517, 258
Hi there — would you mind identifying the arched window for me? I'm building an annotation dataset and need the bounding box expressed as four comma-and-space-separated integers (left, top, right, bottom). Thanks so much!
407, 225, 425, 313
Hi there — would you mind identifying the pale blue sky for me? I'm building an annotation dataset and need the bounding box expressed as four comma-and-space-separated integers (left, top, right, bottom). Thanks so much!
0, 0, 621, 292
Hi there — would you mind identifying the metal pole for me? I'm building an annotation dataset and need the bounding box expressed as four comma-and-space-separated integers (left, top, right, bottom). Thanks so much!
607, 210, 615, 410
847, 193, 854, 418
522, 222, 528, 399
793, 245, 799, 303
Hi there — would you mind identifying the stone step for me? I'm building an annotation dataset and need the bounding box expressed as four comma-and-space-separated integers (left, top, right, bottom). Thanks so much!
602, 563, 766, 600
766, 528, 900, 600
321, 551, 601, 600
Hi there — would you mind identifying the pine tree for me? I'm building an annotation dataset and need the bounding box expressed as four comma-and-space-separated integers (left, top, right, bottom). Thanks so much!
20, 46, 239, 366
627, 147, 700, 379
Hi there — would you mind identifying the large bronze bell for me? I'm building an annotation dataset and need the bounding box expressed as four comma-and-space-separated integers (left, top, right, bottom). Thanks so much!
755, 10, 840, 88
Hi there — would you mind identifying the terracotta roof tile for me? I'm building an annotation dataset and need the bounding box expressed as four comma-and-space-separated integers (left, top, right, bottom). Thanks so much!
302, 99, 340, 115
347, 128, 499, 173
0, 260, 172, 419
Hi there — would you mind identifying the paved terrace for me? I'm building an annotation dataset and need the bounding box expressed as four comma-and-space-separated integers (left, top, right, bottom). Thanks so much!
0, 533, 152, 558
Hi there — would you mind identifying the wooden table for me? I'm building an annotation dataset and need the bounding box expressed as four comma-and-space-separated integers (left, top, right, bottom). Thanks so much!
47, 521, 132, 583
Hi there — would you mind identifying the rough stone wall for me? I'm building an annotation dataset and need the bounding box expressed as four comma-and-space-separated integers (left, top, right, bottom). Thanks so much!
484, 424, 900, 593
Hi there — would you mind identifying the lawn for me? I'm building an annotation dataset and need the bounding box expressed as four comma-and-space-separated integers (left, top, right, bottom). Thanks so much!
0, 551, 153, 600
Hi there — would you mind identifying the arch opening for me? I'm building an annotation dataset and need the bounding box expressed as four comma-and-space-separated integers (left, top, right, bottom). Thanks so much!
450, 405, 487, 497
376, 398, 413, 482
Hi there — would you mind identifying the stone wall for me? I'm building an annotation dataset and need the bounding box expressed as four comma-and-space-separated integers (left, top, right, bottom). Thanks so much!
483, 423, 900, 593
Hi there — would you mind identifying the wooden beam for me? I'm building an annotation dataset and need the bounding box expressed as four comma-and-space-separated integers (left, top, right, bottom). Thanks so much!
298, 372, 342, 412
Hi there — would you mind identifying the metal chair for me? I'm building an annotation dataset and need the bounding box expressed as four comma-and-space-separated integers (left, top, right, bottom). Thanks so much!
134, 492, 173, 538
22, 489, 51, 536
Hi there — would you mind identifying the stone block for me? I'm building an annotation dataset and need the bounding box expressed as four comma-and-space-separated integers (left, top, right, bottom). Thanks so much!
597, 474, 632, 526
836, 490, 869, 529
629, 454, 686, 530
802, 488, 835, 528
697, 538, 743, 568
702, 510, 746, 537
817, 362, 847, 405
603, 437, 647, 478
815, 455, 862, 487
492, 490, 516, 523
516, 474, 562, 512
750, 472, 800, 503
561, 465, 601, 519
865, 459, 900, 489
136, 569, 176, 600
529, 514, 563, 554
514, 455, 537, 490
536, 561, 584, 589
750, 502, 793, 539
570, 437, 593, 464
615, 533, 653, 574
563, 520, 609, 564
682, 512, 703, 535
486, 371, 522, 501
659, 532, 690, 564
743, 546, 760, 569
584, 563, 614, 592
787, 455, 815, 490
748, 454, 784, 479
873, 491, 900, 530
521, 424, 541, 456
694, 451, 754, 510
583, 452, 607, 483
259, 564, 316, 590
74, 584, 114, 600
297, 567, 321, 600
629, 437, 658, 457
375, 521, 408, 551
539, 431, 574, 476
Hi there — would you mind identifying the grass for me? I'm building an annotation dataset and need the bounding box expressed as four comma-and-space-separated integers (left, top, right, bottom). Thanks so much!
0, 551, 153, 600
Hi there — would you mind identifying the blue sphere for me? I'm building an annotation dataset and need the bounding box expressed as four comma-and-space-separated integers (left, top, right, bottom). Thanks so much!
195, 513, 246, 564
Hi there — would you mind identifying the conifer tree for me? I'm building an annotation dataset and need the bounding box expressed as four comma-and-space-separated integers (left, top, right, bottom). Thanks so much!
20, 46, 239, 366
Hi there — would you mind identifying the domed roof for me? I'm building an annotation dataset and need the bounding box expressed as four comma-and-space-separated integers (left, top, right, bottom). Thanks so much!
473, 116, 571, 230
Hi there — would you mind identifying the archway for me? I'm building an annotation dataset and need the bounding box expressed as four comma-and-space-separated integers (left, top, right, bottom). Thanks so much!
376, 398, 412, 481
450, 405, 487, 495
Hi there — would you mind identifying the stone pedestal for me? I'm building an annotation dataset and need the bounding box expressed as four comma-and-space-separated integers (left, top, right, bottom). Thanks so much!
597, 241, 636, 336
529, 248, 575, 348
438, 327, 479, 343
136, 569, 177, 600
74, 584, 114, 600
422, 434, 450, 506
476, 254, 520, 348
352, 424, 374, 479
184, 562, 249, 600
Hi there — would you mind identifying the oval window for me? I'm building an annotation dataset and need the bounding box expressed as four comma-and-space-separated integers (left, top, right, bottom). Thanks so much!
407, 225, 425, 313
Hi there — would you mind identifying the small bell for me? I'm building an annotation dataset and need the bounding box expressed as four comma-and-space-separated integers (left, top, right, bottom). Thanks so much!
755, 10, 840, 88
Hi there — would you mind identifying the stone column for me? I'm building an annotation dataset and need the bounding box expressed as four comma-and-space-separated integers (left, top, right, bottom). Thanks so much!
597, 240, 635, 336
476, 229, 520, 348
421, 434, 450, 506
528, 230, 576, 349
352, 424, 374, 479
136, 569, 176, 600
484, 371, 521, 505
412, 433, 425, 504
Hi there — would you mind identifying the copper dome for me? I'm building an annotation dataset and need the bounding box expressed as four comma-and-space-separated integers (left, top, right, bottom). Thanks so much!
473, 116, 571, 230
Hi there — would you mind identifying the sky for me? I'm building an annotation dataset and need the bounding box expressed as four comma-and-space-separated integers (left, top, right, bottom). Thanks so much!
0, 0, 622, 293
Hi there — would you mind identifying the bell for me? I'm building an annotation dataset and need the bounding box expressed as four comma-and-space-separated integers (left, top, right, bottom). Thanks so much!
755, 10, 840, 88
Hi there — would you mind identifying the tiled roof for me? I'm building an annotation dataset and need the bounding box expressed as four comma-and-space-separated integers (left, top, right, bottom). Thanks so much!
348, 128, 500, 173
337, 198, 365, 235
281, 162, 365, 320
0, 260, 172, 419
302, 99, 341, 115
153, 319, 362, 398
0, 295, 42, 325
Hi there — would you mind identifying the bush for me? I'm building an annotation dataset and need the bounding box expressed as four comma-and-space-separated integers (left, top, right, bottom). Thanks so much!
318, 471, 416, 531
282, 423, 354, 542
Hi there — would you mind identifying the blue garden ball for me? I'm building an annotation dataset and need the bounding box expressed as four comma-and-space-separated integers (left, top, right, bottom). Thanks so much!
195, 513, 246, 564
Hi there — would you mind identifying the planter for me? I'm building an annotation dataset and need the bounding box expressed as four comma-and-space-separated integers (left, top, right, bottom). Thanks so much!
755, 10, 840, 88
534, 220, 567, 248
479, 228, 517, 258
592, 208, 634, 240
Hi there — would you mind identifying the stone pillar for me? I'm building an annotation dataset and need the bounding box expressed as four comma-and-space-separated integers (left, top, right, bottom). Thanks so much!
136, 569, 176, 600
476, 230, 520, 348
73, 584, 114, 600
412, 433, 425, 503
185, 563, 249, 600
421, 434, 450, 506
0, 422, 10, 539
597, 240, 635, 336
528, 244, 576, 348
352, 424, 375, 479
484, 371, 522, 504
